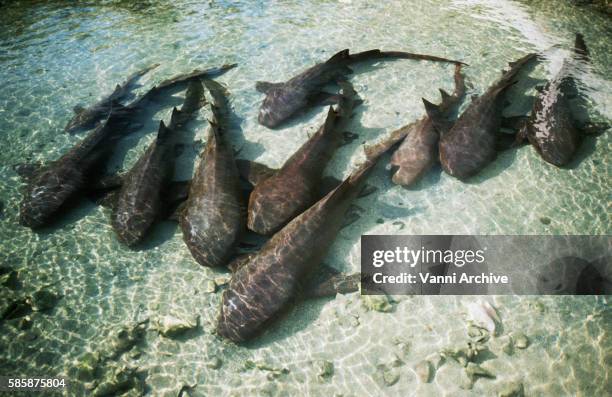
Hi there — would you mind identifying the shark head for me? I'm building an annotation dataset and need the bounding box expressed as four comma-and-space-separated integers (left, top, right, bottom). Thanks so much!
257, 86, 307, 129
64, 107, 97, 133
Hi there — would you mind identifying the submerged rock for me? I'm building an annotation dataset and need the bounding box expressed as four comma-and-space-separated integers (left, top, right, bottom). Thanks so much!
467, 323, 490, 342
107, 320, 147, 359
362, 295, 394, 312
1, 297, 32, 320
314, 360, 334, 381
374, 363, 399, 387
91, 364, 145, 397
214, 275, 230, 287
73, 351, 102, 382
204, 280, 216, 293
426, 352, 445, 370
27, 289, 61, 311
0, 267, 20, 290
441, 340, 487, 366
512, 332, 530, 349
155, 314, 199, 337
244, 360, 289, 379
392, 338, 411, 360
500, 335, 514, 355
414, 360, 433, 383
178, 383, 199, 397
206, 356, 222, 370
465, 362, 495, 382
18, 315, 33, 330
466, 300, 500, 335
539, 216, 551, 225
498, 381, 525, 397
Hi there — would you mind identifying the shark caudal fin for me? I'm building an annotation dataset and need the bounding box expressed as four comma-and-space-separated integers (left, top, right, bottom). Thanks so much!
327, 48, 465, 67
346, 48, 466, 66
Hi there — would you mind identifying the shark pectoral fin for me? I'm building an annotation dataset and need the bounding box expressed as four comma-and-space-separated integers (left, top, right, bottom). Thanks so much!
341, 131, 359, 146
358, 183, 378, 198
73, 105, 85, 114
579, 121, 610, 136
302, 265, 361, 299
319, 175, 376, 199
235, 159, 277, 186
13, 162, 42, 179
341, 204, 365, 229
255, 81, 281, 93
313, 91, 341, 106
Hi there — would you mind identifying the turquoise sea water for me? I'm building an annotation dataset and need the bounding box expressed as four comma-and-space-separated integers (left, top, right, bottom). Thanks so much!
0, 0, 610, 396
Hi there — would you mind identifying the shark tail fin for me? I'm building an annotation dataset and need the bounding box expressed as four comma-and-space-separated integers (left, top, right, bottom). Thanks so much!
376, 51, 465, 65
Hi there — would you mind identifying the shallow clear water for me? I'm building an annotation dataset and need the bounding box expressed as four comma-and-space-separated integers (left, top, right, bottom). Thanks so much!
0, 0, 610, 396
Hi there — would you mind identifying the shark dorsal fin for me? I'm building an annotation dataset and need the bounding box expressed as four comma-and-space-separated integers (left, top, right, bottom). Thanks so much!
169, 107, 182, 127
157, 120, 173, 141
328, 49, 350, 63
422, 98, 441, 119
439, 89, 451, 101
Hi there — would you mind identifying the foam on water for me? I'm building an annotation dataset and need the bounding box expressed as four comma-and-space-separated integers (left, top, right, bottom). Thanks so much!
0, 0, 610, 396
